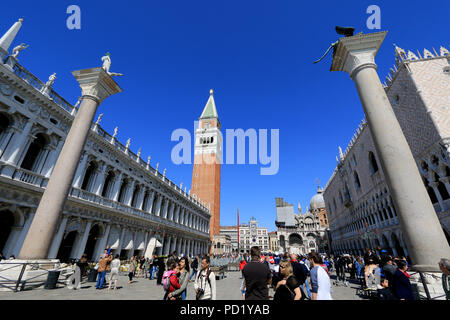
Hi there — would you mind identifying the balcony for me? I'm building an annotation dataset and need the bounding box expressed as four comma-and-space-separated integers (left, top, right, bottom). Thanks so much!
2, 165, 208, 238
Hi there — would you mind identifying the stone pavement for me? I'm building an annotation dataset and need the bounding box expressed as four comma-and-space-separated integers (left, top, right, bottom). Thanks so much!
0, 269, 364, 300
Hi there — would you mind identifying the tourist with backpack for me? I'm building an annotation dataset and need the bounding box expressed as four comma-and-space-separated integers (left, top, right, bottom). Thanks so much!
194, 256, 216, 300
169, 257, 190, 300
162, 260, 181, 300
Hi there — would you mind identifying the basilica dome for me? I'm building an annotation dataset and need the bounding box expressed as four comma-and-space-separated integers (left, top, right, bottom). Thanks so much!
309, 188, 325, 210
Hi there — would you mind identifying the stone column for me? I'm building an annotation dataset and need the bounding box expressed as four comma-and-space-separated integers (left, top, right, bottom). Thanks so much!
168, 203, 175, 221
72, 152, 90, 189
171, 236, 177, 254
440, 177, 450, 196
92, 163, 108, 196
94, 224, 111, 260
180, 208, 185, 225
157, 234, 164, 256
75, 220, 92, 260
110, 172, 124, 201
18, 68, 121, 259
124, 180, 136, 206
186, 239, 191, 257
47, 216, 69, 259
174, 206, 180, 223
177, 238, 182, 255
40, 138, 64, 177
154, 195, 163, 216
146, 189, 155, 212
164, 236, 172, 256
162, 198, 170, 219
330, 31, 450, 271
135, 187, 146, 210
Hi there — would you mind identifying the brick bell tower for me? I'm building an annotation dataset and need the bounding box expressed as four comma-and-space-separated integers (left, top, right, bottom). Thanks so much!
191, 89, 222, 243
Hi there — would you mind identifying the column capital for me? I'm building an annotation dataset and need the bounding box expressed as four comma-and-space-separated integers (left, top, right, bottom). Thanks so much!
331, 31, 387, 78
72, 68, 122, 104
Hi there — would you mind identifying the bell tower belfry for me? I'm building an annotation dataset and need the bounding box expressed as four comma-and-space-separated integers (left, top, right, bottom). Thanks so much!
191, 89, 222, 242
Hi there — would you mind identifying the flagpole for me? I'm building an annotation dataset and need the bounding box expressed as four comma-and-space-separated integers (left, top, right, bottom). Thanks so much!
237, 208, 240, 255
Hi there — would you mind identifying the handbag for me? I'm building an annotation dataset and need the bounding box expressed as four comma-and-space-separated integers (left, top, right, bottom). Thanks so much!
94, 263, 99, 270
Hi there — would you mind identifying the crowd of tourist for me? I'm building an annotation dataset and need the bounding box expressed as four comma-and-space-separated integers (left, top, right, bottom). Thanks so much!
5, 244, 447, 301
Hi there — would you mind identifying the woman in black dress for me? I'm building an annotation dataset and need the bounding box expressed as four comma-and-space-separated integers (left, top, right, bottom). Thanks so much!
274, 260, 303, 301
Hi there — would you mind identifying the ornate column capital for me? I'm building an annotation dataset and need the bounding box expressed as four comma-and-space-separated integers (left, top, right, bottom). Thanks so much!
72, 67, 122, 104
331, 31, 387, 78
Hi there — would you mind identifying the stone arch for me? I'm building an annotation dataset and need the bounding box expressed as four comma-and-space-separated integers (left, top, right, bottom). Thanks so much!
0, 210, 16, 255
84, 223, 102, 261
288, 233, 303, 246
57, 219, 82, 263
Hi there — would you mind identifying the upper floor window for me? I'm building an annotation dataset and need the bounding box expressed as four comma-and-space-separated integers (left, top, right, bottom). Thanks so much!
20, 133, 48, 172
369, 151, 379, 174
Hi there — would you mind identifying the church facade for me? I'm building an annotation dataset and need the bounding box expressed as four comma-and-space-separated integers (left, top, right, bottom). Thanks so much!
275, 188, 330, 255
0, 19, 211, 262
323, 45, 450, 258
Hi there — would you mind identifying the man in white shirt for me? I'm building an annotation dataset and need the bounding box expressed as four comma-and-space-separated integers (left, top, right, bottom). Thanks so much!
308, 252, 332, 300
194, 256, 216, 300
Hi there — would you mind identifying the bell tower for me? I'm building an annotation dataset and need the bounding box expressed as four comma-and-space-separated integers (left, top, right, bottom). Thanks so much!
191, 89, 222, 242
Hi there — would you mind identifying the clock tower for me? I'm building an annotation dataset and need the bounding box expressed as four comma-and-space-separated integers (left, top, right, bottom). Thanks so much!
191, 89, 222, 243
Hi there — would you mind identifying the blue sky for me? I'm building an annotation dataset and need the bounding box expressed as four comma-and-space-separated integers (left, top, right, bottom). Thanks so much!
2, 1, 449, 231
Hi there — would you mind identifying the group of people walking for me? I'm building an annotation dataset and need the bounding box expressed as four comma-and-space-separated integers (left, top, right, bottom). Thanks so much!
239, 247, 332, 301
61, 244, 450, 301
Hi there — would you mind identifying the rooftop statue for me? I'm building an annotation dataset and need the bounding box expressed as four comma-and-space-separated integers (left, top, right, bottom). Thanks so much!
112, 126, 118, 138
101, 52, 123, 77
45, 73, 57, 87
11, 43, 28, 58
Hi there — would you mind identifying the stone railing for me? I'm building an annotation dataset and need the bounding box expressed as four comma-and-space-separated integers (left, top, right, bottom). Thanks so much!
13, 63, 76, 115
10, 167, 49, 188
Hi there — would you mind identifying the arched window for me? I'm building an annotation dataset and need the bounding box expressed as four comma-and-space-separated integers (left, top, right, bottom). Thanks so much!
0, 113, 11, 145
81, 161, 97, 191
151, 194, 159, 214
117, 179, 129, 203
101, 171, 115, 198
131, 185, 140, 207
142, 191, 150, 211
0, 113, 10, 134
211, 137, 214, 143
21, 133, 47, 171
353, 171, 361, 189
369, 151, 379, 174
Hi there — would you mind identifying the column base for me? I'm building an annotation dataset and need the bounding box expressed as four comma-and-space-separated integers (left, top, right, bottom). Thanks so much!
409, 264, 441, 272
410, 271, 446, 300
0, 259, 60, 292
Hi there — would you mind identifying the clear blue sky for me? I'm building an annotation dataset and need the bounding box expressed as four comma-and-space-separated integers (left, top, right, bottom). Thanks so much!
2, 1, 448, 232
